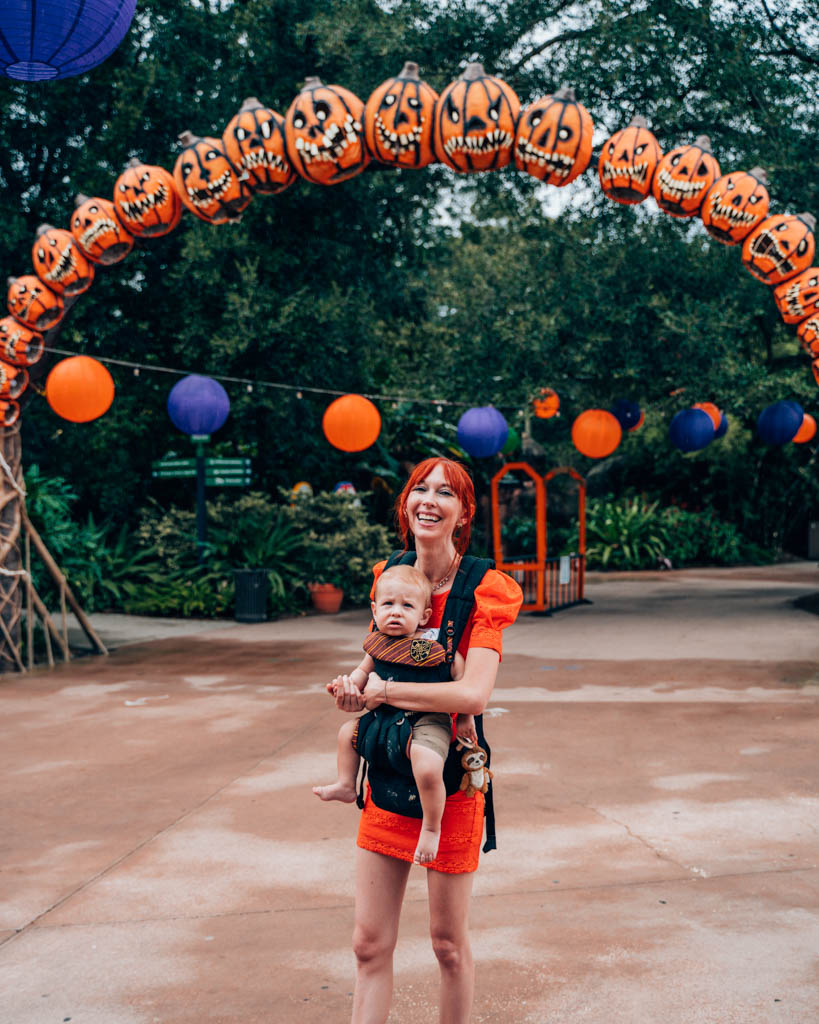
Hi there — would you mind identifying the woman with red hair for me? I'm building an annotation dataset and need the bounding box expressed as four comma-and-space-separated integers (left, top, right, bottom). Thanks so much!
329, 457, 522, 1023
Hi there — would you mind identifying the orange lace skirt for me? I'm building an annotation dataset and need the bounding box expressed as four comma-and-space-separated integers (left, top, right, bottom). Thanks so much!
356, 785, 485, 873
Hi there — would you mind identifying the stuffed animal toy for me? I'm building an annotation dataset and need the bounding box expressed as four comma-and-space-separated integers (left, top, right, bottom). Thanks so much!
457, 741, 493, 797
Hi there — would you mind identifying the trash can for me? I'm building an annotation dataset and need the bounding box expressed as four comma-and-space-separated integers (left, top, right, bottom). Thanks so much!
234, 569, 269, 623
809, 522, 819, 560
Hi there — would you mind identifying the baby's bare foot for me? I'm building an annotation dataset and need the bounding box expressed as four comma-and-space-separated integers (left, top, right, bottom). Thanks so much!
312, 782, 357, 803
413, 826, 441, 865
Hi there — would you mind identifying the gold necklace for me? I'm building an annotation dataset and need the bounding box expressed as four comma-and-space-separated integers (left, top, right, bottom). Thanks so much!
432, 555, 460, 592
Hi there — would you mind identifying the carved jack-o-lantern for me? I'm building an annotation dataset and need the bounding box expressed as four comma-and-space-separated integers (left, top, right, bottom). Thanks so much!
0, 316, 44, 367
0, 359, 28, 400
797, 316, 819, 358
700, 167, 769, 245
364, 62, 438, 168
71, 194, 134, 265
285, 78, 370, 185
173, 132, 251, 224
652, 136, 720, 218
515, 87, 593, 186
434, 63, 520, 173
742, 213, 816, 286
114, 159, 182, 237
7, 275, 64, 331
532, 387, 560, 418
598, 116, 662, 204
32, 225, 94, 295
0, 400, 20, 426
222, 97, 296, 194
773, 267, 819, 325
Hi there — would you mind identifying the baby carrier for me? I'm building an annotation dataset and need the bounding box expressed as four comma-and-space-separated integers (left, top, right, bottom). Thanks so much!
354, 550, 498, 852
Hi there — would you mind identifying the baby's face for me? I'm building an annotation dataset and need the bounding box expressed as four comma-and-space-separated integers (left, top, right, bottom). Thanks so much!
372, 579, 430, 636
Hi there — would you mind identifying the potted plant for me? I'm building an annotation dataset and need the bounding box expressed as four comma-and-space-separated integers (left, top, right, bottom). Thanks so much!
285, 490, 390, 614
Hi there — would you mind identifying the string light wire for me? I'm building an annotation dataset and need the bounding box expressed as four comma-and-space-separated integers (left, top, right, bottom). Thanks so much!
42, 345, 514, 412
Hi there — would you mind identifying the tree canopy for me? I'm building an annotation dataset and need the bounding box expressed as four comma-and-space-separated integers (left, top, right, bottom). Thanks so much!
2, 0, 818, 549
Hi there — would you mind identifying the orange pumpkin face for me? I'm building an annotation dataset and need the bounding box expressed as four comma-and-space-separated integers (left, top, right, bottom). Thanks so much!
285, 78, 370, 185
0, 360, 28, 400
0, 316, 44, 367
652, 136, 720, 218
515, 87, 593, 185
32, 226, 94, 295
7, 275, 64, 331
742, 213, 816, 286
532, 387, 560, 418
700, 167, 769, 244
222, 97, 296, 194
71, 195, 134, 265
773, 267, 819, 325
364, 62, 438, 168
598, 116, 662, 204
173, 132, 251, 224
433, 63, 520, 173
114, 160, 182, 237
0, 400, 20, 426
797, 316, 819, 358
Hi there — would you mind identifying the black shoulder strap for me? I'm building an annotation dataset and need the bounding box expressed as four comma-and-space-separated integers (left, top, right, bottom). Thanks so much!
439, 554, 494, 664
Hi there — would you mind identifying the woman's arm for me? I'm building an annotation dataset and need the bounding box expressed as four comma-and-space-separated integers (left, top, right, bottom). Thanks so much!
362, 646, 500, 716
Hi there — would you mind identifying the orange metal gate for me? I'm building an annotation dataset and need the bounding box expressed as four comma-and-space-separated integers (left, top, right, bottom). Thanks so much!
490, 462, 587, 613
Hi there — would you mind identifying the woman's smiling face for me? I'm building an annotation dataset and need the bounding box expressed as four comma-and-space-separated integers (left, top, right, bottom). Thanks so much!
405, 463, 464, 543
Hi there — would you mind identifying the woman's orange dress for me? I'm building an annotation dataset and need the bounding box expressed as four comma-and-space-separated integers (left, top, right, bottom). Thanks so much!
356, 561, 522, 873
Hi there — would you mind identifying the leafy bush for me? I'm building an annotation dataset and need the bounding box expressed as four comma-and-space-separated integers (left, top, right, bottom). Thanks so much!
25, 465, 164, 612
566, 494, 777, 570
283, 489, 391, 605
581, 496, 670, 570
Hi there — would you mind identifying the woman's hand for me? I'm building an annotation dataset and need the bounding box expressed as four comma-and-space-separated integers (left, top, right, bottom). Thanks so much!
362, 671, 388, 710
330, 674, 366, 713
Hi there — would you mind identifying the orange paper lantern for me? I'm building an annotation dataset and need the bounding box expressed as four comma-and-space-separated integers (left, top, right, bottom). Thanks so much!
46, 356, 114, 423
322, 394, 381, 452
693, 402, 721, 429
571, 409, 622, 459
793, 413, 816, 443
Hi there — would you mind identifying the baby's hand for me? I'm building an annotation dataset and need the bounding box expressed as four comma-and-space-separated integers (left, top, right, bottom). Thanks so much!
456, 713, 478, 746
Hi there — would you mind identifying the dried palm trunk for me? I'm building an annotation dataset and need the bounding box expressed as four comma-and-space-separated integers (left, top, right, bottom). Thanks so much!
0, 424, 23, 671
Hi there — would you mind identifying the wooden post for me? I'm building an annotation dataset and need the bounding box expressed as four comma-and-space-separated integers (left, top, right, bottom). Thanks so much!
0, 425, 24, 672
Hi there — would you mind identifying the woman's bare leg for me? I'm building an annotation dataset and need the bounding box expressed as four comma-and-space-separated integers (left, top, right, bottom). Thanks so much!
409, 744, 446, 864
427, 868, 475, 1024
313, 719, 359, 802
351, 848, 412, 1024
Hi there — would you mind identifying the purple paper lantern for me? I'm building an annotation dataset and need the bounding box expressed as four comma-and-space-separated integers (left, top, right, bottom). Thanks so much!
669, 408, 715, 453
757, 400, 803, 445
0, 1, 137, 82
167, 375, 230, 436
610, 399, 642, 431
456, 406, 509, 458
715, 412, 729, 439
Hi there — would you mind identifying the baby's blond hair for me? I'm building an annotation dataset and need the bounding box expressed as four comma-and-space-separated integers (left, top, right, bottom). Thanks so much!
374, 563, 433, 607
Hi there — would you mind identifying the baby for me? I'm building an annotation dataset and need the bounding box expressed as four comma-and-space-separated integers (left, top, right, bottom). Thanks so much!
313, 563, 476, 864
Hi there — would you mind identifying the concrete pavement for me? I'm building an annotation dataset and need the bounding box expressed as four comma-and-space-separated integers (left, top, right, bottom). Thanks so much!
2, 563, 818, 1023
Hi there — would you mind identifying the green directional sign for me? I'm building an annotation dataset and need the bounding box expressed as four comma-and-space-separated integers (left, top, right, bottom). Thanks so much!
152, 454, 251, 487
207, 458, 251, 470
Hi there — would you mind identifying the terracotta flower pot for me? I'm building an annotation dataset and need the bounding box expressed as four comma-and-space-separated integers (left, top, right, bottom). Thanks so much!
308, 583, 344, 614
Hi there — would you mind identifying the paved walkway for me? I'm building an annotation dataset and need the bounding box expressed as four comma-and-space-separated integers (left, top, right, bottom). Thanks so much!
2, 563, 818, 1023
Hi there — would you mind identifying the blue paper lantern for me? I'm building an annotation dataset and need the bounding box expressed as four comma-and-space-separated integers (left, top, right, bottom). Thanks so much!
0, 1, 137, 82
669, 408, 715, 453
456, 406, 508, 458
610, 399, 642, 431
167, 375, 230, 436
715, 412, 729, 439
757, 400, 803, 445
